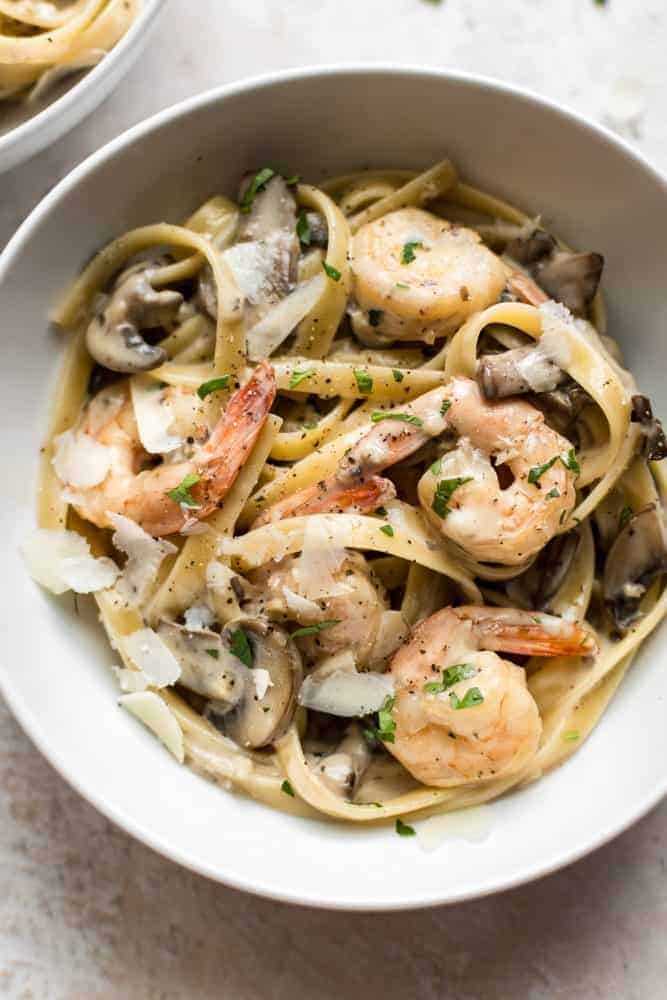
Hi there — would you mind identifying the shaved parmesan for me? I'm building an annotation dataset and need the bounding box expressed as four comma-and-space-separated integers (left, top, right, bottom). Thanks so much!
22, 529, 119, 595
369, 611, 409, 666
108, 512, 176, 608
293, 519, 349, 599
119, 691, 185, 763
298, 668, 394, 717
183, 603, 215, 632
223, 239, 281, 305
251, 668, 273, 700
121, 628, 181, 687
113, 666, 148, 693
130, 375, 181, 455
53, 428, 111, 488
281, 585, 320, 619
246, 273, 326, 362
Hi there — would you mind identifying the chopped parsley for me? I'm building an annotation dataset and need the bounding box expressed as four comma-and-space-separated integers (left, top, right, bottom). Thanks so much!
285, 174, 301, 186
432, 476, 473, 519
364, 695, 397, 746
368, 309, 383, 328
563, 730, 580, 742
197, 375, 230, 399
392, 369, 404, 383
240, 167, 275, 213
546, 487, 561, 499
296, 209, 311, 247
528, 449, 580, 485
370, 411, 423, 426
430, 458, 442, 475
281, 780, 295, 797
401, 240, 423, 265
229, 627, 253, 667
165, 472, 200, 508
323, 260, 341, 282
290, 620, 341, 639
205, 648, 219, 660
395, 818, 416, 837
354, 369, 373, 394
395, 282, 410, 290
449, 687, 484, 710
619, 505, 633, 530
380, 524, 394, 537
288, 368, 314, 389
423, 663, 477, 695
440, 399, 452, 417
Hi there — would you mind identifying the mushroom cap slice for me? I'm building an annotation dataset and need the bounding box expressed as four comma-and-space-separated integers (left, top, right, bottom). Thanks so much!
157, 620, 245, 712
603, 504, 667, 629
477, 344, 564, 401
534, 251, 604, 317
509, 531, 580, 611
86, 263, 182, 374
222, 618, 303, 750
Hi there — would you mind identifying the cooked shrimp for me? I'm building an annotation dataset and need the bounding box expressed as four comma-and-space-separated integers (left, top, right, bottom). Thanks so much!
257, 375, 577, 565
349, 208, 506, 343
387, 605, 597, 788
62, 362, 276, 536
247, 551, 389, 668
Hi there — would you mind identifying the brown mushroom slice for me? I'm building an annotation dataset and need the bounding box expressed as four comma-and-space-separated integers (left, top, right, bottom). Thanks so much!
631, 395, 667, 461
603, 504, 667, 629
534, 251, 604, 316
505, 227, 556, 266
157, 620, 245, 713
314, 723, 372, 799
508, 532, 581, 611
222, 618, 303, 749
86, 263, 183, 373
477, 344, 565, 400
527, 380, 590, 436
304, 211, 329, 248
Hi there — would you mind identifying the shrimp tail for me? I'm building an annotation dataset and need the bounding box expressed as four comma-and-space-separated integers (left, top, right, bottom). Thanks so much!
464, 607, 598, 658
253, 475, 396, 528
507, 270, 549, 307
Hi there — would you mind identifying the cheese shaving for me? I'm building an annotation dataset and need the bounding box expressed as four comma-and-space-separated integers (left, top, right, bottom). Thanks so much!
130, 375, 182, 455
121, 628, 181, 687
108, 512, 176, 608
21, 529, 119, 595
52, 428, 111, 488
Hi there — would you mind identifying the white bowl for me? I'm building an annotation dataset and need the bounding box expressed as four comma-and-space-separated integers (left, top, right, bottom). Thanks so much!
0, 0, 164, 173
2, 66, 666, 910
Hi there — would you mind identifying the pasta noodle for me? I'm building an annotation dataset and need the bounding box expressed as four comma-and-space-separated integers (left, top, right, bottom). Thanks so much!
27, 157, 667, 830
0, 0, 139, 104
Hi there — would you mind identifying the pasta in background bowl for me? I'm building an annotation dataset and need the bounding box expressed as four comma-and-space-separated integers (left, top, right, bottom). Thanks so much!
0, 0, 163, 172
2, 66, 667, 910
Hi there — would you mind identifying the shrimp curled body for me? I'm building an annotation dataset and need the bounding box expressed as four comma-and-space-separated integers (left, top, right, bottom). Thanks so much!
387, 605, 597, 788
63, 362, 276, 536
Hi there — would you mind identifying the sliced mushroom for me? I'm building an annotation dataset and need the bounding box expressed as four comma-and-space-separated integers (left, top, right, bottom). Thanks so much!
505, 227, 556, 266
509, 532, 581, 611
631, 395, 667, 461
198, 174, 299, 325
527, 380, 590, 437
157, 620, 245, 713
603, 503, 667, 629
477, 344, 565, 400
304, 211, 329, 248
534, 251, 604, 317
86, 262, 183, 373
314, 723, 372, 798
222, 618, 303, 749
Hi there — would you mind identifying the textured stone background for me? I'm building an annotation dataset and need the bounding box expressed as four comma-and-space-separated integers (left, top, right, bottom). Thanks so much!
2, 1, 667, 997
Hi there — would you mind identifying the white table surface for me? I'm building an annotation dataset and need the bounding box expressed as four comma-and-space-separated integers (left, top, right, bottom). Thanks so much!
2, 1, 667, 997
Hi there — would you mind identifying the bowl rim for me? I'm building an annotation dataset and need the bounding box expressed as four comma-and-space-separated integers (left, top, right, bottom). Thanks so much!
0, 0, 165, 167
2, 63, 667, 911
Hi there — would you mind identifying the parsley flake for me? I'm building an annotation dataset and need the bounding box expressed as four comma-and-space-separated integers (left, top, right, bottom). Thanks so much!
296, 209, 311, 247
401, 241, 423, 265
205, 648, 219, 660
546, 487, 561, 499
424, 663, 477, 695
380, 524, 394, 537
240, 167, 275, 214
285, 174, 301, 186
370, 411, 423, 426
166, 472, 200, 508
528, 449, 580, 485
432, 477, 473, 519
290, 620, 341, 639
619, 505, 633, 530
365, 695, 397, 746
281, 780, 295, 797
396, 818, 416, 837
440, 399, 452, 417
323, 260, 341, 282
197, 375, 230, 399
392, 369, 404, 383
354, 369, 373, 394
563, 730, 580, 742
449, 687, 484, 710
288, 368, 314, 389
229, 627, 253, 667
